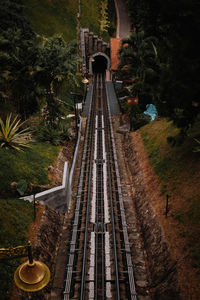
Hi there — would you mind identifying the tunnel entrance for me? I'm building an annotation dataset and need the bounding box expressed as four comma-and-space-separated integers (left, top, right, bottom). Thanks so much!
89, 52, 111, 74
92, 55, 107, 73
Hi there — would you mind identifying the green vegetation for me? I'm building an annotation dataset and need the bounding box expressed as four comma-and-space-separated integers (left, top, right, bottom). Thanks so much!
0, 142, 59, 196
118, 0, 200, 134
81, 0, 116, 41
0, 198, 34, 300
25, 0, 116, 43
25, 0, 78, 42
0, 1, 116, 297
0, 114, 31, 151
140, 118, 200, 272
80, 0, 101, 37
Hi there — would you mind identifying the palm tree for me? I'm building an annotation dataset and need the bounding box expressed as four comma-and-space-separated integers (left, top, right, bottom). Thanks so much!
118, 31, 159, 107
36, 36, 80, 127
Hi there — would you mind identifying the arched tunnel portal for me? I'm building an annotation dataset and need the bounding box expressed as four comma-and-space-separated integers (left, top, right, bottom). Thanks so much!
89, 52, 111, 74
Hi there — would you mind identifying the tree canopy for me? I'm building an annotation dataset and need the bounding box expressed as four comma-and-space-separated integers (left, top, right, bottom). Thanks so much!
122, 0, 200, 132
0, 0, 80, 122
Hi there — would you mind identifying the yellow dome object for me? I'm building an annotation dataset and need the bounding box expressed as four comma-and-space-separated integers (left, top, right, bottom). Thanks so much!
14, 260, 50, 292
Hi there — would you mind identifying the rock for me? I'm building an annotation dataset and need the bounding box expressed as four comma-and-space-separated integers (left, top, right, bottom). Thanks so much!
116, 123, 130, 134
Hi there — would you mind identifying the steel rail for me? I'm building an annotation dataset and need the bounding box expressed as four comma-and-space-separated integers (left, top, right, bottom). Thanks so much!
95, 74, 105, 299
104, 79, 137, 300
80, 75, 98, 300
63, 76, 96, 300
102, 76, 121, 300
63, 72, 137, 300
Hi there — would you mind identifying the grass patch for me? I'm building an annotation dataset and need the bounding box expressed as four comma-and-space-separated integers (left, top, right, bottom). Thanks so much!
25, 0, 116, 42
140, 118, 199, 187
0, 198, 34, 300
81, 0, 101, 37
0, 142, 59, 196
25, 0, 78, 42
140, 117, 200, 271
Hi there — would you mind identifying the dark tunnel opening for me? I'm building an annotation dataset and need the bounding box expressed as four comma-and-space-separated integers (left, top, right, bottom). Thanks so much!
92, 55, 108, 73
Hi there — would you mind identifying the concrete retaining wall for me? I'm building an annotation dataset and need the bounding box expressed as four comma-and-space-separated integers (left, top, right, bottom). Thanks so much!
23, 119, 83, 214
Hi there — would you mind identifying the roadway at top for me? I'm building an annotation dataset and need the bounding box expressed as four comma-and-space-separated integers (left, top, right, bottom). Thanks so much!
114, 0, 131, 38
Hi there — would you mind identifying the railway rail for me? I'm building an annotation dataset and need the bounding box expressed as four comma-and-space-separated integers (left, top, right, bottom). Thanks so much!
63, 73, 137, 299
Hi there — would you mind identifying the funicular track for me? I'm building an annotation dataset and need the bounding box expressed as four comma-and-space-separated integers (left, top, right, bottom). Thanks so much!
63, 73, 137, 300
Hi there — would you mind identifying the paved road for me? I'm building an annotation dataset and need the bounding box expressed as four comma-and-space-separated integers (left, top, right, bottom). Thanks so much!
114, 0, 131, 38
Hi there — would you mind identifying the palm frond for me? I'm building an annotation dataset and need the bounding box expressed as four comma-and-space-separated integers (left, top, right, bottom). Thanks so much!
0, 114, 32, 151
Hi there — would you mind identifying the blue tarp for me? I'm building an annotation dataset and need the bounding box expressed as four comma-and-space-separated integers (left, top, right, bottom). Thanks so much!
144, 104, 157, 121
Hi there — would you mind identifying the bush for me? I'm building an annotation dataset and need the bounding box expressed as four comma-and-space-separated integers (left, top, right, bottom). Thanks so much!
167, 132, 186, 147
130, 105, 151, 131
36, 126, 62, 145
130, 113, 151, 131
35, 123, 72, 145
0, 114, 31, 151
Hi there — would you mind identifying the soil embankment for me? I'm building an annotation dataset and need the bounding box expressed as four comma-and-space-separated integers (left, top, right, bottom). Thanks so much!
114, 116, 181, 299
127, 129, 200, 300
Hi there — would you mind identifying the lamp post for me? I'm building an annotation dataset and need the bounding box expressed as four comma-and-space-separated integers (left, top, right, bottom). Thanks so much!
0, 241, 50, 292
82, 77, 89, 104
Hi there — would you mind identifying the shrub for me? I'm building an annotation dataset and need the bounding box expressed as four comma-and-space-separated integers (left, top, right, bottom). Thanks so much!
0, 114, 31, 151
130, 113, 151, 131
35, 123, 72, 145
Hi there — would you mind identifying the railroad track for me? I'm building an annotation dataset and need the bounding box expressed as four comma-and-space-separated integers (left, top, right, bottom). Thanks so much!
63, 73, 137, 300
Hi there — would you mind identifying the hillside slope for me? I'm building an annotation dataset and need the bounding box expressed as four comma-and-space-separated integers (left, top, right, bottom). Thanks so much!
138, 117, 200, 298
25, 0, 115, 42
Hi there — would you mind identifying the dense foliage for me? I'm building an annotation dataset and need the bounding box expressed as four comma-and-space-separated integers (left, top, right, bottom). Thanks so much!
121, 0, 200, 133
0, 0, 80, 126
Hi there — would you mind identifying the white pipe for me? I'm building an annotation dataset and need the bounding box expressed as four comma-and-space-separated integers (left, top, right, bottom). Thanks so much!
91, 116, 98, 223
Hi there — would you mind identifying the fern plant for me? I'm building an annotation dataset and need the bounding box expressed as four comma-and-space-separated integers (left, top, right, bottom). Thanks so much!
0, 114, 31, 151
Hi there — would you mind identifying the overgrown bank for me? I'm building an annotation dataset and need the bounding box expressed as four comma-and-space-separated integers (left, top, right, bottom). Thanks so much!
126, 117, 200, 299
140, 118, 200, 275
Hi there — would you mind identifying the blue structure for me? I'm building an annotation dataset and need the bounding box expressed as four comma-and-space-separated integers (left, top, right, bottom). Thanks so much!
144, 104, 157, 121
